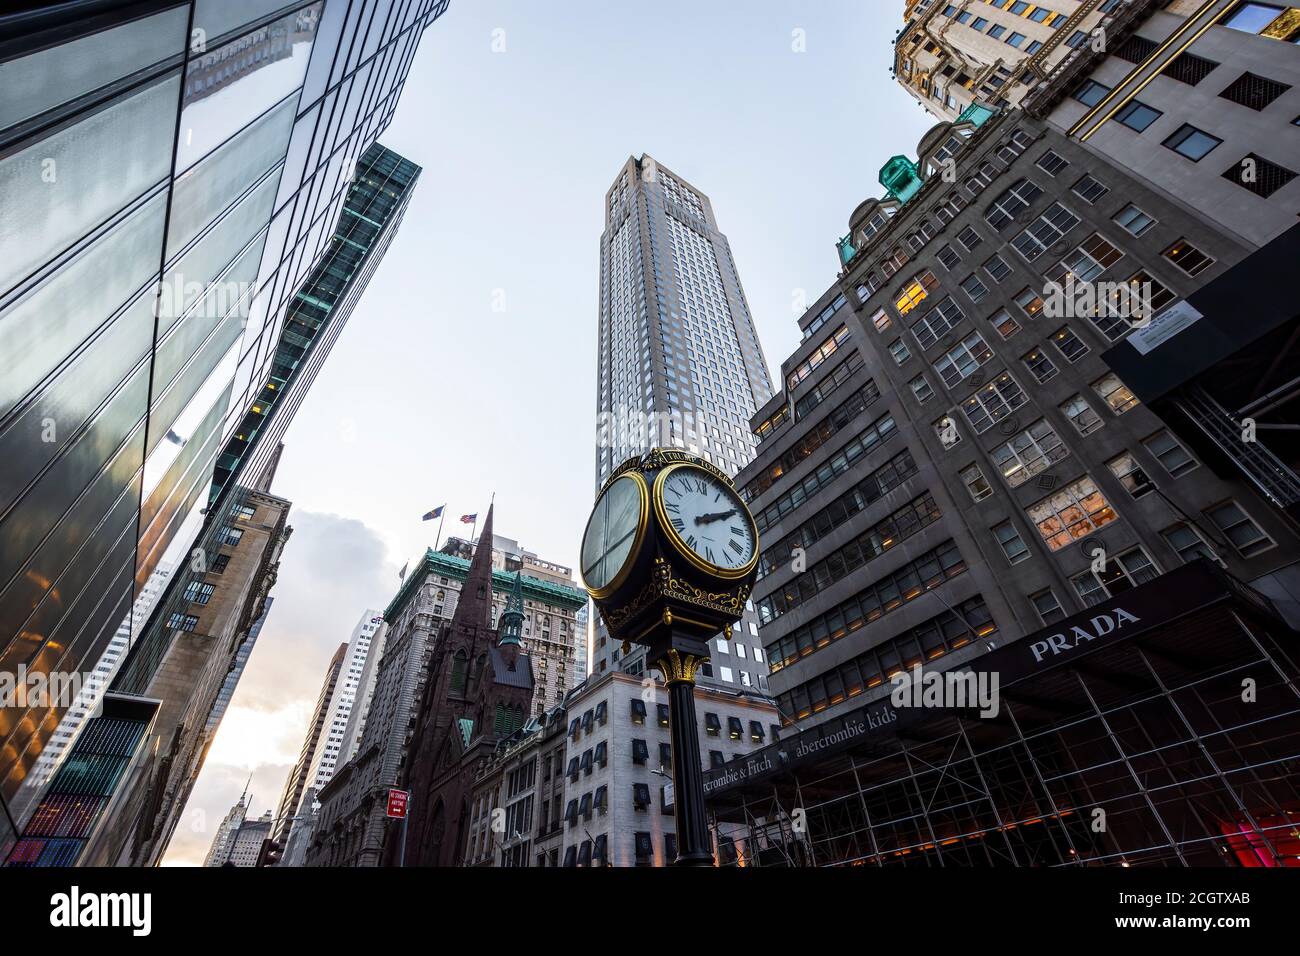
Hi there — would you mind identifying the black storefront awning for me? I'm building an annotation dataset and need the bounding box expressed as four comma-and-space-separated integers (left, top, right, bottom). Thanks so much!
703, 560, 1282, 807
1103, 223, 1300, 404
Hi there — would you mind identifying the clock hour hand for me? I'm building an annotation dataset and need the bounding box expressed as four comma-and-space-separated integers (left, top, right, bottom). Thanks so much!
695, 508, 738, 525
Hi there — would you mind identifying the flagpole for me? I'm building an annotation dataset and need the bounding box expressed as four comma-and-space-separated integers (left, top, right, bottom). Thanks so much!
434, 510, 445, 552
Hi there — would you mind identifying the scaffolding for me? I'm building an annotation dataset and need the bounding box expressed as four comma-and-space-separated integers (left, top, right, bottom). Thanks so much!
710, 573, 1300, 868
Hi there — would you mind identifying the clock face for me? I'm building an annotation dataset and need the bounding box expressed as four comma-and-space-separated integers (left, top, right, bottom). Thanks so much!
580, 473, 646, 594
657, 465, 757, 575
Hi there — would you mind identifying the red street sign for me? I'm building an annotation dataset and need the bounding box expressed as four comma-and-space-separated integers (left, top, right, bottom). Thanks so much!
386, 789, 409, 819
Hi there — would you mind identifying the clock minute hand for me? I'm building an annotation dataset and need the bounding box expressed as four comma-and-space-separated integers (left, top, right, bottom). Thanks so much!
694, 508, 737, 525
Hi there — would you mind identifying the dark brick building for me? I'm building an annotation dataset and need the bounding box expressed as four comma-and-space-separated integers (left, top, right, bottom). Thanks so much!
398, 506, 536, 866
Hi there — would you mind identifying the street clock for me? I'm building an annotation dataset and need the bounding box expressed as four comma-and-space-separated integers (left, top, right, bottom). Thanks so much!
579, 447, 762, 866
580, 448, 759, 654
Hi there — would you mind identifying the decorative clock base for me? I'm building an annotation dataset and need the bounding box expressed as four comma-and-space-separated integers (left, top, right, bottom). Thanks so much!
652, 635, 714, 868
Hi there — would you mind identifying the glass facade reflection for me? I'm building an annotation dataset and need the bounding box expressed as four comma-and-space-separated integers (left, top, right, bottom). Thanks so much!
0, 0, 448, 855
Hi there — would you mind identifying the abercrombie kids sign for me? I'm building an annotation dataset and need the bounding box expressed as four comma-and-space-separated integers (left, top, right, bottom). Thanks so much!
702, 560, 1233, 797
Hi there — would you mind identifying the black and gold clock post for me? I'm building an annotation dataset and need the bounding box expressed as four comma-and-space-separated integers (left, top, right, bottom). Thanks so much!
580, 448, 759, 866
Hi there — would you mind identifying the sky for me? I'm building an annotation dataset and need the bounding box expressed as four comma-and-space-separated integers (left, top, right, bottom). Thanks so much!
162, 0, 934, 865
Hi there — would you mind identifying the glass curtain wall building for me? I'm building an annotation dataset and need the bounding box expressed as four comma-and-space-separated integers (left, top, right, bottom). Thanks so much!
0, 0, 447, 859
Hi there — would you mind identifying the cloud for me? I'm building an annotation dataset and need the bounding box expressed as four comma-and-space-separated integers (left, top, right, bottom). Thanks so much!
161, 510, 397, 865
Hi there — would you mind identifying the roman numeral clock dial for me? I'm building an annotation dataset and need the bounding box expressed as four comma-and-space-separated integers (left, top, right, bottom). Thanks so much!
654, 464, 757, 577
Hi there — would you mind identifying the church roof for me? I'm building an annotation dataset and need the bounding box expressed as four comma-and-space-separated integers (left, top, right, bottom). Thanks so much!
490, 646, 533, 689
457, 718, 474, 748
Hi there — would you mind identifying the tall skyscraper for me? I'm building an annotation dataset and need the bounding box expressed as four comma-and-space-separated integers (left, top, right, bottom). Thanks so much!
591, 155, 775, 687
272, 641, 348, 847
202, 783, 253, 868
302, 610, 382, 797
0, 0, 447, 862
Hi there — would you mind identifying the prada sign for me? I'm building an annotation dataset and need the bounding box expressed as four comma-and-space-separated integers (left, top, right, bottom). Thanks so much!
1027, 607, 1141, 664
703, 560, 1243, 798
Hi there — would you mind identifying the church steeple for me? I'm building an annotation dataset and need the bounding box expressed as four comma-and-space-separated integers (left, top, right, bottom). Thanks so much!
451, 504, 495, 632
498, 570, 525, 648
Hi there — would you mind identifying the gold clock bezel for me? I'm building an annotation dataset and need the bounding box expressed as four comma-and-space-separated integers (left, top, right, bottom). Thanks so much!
653, 462, 759, 581
580, 470, 650, 600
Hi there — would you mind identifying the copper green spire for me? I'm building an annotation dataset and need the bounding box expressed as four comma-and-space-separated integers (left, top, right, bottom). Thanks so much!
498, 569, 525, 647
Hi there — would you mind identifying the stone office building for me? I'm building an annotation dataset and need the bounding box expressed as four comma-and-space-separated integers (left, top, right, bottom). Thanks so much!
462, 701, 571, 867
743, 103, 1300, 735
556, 671, 777, 867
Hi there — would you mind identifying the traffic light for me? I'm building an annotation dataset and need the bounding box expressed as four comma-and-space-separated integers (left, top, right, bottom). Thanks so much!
255, 837, 283, 867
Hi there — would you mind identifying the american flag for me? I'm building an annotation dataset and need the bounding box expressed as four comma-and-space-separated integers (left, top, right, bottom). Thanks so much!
460, 513, 477, 524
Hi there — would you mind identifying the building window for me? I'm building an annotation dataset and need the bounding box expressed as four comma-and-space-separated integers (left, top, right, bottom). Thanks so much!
631, 739, 649, 765
1163, 123, 1223, 161
1113, 204, 1156, 237
960, 370, 1027, 433
1012, 203, 1080, 261
704, 712, 721, 736
957, 225, 983, 251
1222, 153, 1298, 198
1045, 233, 1123, 285
1107, 452, 1155, 498
1224, 3, 1289, 34
632, 783, 651, 811
1060, 395, 1104, 436
629, 699, 646, 724
1114, 100, 1162, 132
1092, 373, 1139, 415
727, 716, 743, 740
889, 338, 912, 365
167, 613, 199, 632
985, 179, 1043, 230
1022, 347, 1059, 384
1030, 589, 1066, 625
182, 581, 216, 605
1207, 501, 1274, 557
872, 308, 892, 333
1162, 238, 1215, 276
1162, 523, 1223, 566
1027, 476, 1118, 551
992, 420, 1069, 488
1219, 71, 1291, 111
1071, 174, 1111, 204
960, 273, 990, 304
993, 521, 1030, 564
909, 374, 935, 404
1073, 79, 1111, 107
960, 464, 993, 502
934, 415, 962, 450
235, 504, 256, 521
911, 296, 966, 350
719, 665, 733, 682
933, 331, 994, 387
1049, 326, 1089, 363
709, 750, 724, 769
936, 244, 962, 270
1163, 50, 1219, 86
895, 270, 939, 316
1072, 548, 1159, 606
656, 703, 670, 728
216, 526, 243, 547
982, 254, 1012, 284
1143, 430, 1198, 477
1035, 150, 1069, 176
